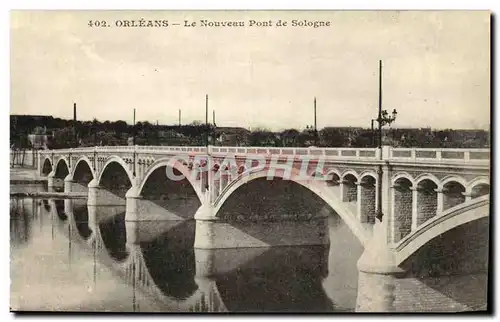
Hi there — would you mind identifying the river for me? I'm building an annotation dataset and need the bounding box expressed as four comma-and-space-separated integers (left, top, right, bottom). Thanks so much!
10, 181, 488, 312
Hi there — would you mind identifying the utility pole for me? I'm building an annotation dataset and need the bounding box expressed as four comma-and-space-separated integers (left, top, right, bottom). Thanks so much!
205, 94, 209, 147
73, 102, 77, 147
314, 97, 318, 146
156, 120, 159, 146
314, 97, 317, 132
133, 108, 136, 146
132, 108, 136, 177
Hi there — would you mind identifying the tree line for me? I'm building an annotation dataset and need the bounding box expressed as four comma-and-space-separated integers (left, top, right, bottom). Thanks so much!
10, 115, 490, 149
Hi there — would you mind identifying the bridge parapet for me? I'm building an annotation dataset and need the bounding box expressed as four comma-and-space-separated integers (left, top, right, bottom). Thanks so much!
389, 147, 490, 164
39, 145, 490, 163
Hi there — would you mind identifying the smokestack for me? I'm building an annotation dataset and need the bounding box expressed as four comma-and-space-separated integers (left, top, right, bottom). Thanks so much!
178, 109, 181, 126
73, 103, 77, 121
213, 110, 216, 126
313, 97, 317, 131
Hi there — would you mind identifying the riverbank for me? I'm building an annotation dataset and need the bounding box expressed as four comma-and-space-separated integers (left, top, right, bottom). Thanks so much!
10, 167, 45, 183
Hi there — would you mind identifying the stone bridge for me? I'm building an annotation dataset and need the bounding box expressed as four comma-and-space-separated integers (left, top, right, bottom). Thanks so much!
38, 145, 490, 311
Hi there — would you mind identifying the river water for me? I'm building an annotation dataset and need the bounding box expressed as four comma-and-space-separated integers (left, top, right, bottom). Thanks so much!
10, 182, 488, 312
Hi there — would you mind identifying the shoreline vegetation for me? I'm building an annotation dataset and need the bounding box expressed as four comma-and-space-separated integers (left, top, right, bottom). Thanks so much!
10, 115, 489, 150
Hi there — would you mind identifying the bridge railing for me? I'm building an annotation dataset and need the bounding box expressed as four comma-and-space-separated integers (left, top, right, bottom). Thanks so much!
209, 146, 380, 160
38, 145, 490, 164
389, 148, 490, 163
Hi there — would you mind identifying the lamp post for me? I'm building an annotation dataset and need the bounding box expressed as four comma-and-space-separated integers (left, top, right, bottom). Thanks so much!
370, 118, 377, 147
373, 60, 397, 222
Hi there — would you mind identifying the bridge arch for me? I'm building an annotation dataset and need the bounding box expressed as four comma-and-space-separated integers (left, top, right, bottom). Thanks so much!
341, 172, 358, 203
340, 169, 360, 182
213, 166, 370, 246
54, 157, 70, 179
71, 156, 96, 181
395, 196, 489, 266
358, 170, 377, 183
414, 173, 440, 188
41, 157, 53, 176
439, 175, 468, 190
137, 157, 203, 202
325, 169, 341, 188
466, 177, 490, 198
96, 156, 134, 187
325, 168, 341, 179
439, 176, 468, 211
391, 172, 416, 187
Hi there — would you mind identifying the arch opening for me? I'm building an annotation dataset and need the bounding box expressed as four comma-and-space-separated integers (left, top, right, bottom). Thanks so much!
416, 179, 438, 227
41, 159, 52, 176
218, 177, 334, 222
73, 160, 94, 193
392, 177, 413, 243
326, 173, 340, 186
54, 159, 69, 179
140, 165, 201, 220
215, 177, 339, 247
99, 161, 132, 202
212, 172, 365, 312
471, 183, 490, 199
443, 181, 466, 211
399, 217, 489, 310
326, 172, 341, 197
341, 174, 357, 203
359, 176, 376, 224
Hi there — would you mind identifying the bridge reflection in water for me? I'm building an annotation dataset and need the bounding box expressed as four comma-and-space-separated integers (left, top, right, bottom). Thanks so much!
10, 190, 489, 312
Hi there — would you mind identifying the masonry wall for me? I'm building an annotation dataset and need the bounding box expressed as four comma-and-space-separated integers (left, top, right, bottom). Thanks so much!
443, 192, 465, 211
346, 184, 357, 202
393, 188, 412, 241
360, 185, 375, 223
417, 190, 437, 226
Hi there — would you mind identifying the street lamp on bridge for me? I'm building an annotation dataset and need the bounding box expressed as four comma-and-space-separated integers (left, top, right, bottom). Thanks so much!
373, 60, 398, 222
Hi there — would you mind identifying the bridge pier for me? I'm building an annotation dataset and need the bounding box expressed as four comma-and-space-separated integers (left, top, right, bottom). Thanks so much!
194, 204, 330, 249
125, 185, 141, 222
87, 179, 105, 206
47, 171, 56, 189
64, 174, 74, 193
87, 178, 128, 207
355, 222, 404, 312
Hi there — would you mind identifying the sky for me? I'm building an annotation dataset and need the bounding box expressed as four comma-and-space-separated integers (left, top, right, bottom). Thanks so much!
10, 10, 490, 131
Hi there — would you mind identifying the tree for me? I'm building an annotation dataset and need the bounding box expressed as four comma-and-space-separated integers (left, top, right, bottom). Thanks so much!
112, 120, 129, 134
248, 127, 275, 146
48, 127, 78, 149
318, 128, 341, 147
281, 129, 300, 147
32, 126, 46, 135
